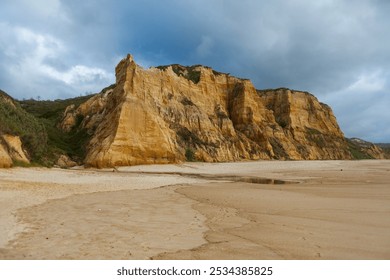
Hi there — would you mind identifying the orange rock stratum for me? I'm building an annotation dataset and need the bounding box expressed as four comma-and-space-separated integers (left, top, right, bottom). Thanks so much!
61, 54, 357, 167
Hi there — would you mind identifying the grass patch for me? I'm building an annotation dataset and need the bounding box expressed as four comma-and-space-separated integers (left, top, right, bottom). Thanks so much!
177, 127, 204, 146
305, 127, 328, 148
269, 138, 289, 159
306, 127, 321, 135
157, 64, 202, 84
185, 148, 196, 162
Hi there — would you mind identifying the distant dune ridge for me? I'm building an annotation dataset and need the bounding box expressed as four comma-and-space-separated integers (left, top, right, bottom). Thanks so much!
0, 55, 386, 167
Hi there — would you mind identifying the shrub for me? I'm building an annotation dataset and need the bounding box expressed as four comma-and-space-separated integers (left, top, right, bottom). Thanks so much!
20, 96, 95, 163
0, 96, 48, 163
185, 148, 196, 162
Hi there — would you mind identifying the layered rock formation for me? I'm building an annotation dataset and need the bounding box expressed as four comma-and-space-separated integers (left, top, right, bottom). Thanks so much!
60, 54, 355, 168
375, 143, 390, 159
1, 134, 29, 163
0, 141, 13, 168
0, 134, 30, 167
1, 54, 387, 169
348, 138, 385, 159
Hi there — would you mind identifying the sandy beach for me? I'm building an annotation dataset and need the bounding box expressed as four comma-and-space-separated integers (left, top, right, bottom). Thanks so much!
0, 160, 389, 259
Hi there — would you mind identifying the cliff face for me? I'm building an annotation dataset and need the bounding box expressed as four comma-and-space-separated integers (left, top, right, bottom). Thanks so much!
1, 54, 385, 169
259, 89, 351, 160
60, 54, 355, 168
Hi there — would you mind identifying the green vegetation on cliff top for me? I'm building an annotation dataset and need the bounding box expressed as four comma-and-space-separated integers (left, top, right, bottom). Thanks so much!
1, 89, 95, 166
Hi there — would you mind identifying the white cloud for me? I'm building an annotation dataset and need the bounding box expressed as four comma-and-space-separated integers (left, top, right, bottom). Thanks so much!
196, 36, 214, 57
321, 70, 389, 142
13, 25, 64, 61
0, 23, 113, 99
1, 0, 390, 141
346, 71, 386, 93
42, 65, 112, 85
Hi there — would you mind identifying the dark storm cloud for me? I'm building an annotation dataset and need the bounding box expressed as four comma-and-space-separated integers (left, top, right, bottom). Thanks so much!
0, 0, 389, 141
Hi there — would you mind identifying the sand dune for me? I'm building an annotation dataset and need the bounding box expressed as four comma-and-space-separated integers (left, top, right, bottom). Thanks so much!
0, 160, 389, 259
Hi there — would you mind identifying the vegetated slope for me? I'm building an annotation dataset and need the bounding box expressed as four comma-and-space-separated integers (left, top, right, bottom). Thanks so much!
1, 87, 110, 167
0, 89, 48, 166
346, 138, 385, 159
19, 93, 97, 164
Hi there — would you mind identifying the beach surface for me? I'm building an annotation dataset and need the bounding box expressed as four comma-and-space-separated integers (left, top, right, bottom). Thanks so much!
0, 160, 389, 259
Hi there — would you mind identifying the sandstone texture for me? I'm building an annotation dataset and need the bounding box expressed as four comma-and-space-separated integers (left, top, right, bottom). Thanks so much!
0, 142, 12, 168
0, 134, 30, 167
1, 54, 386, 168
59, 85, 115, 133
56, 154, 77, 168
2, 134, 29, 163
61, 54, 358, 167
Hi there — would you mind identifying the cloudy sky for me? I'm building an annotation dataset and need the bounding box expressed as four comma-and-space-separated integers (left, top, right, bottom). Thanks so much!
0, 0, 389, 142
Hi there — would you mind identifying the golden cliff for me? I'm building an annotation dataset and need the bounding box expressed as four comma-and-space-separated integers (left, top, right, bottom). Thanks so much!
60, 54, 354, 168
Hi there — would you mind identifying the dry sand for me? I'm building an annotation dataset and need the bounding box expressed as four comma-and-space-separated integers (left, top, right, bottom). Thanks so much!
0, 160, 389, 259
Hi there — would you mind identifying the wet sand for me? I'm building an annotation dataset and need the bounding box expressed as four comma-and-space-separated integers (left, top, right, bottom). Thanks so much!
0, 160, 389, 259
0, 168, 209, 259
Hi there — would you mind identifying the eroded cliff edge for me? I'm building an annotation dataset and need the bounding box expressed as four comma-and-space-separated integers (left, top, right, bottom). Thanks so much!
60, 54, 355, 167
